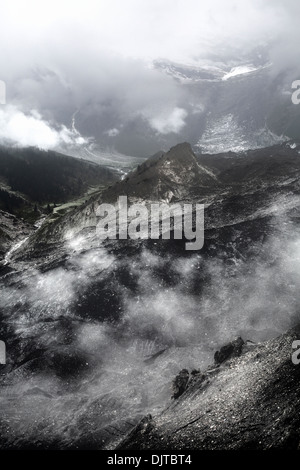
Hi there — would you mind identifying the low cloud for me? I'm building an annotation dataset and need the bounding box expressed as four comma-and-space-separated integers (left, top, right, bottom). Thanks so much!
147, 107, 188, 135
1, 1, 299, 155
2, 220, 300, 446
0, 105, 88, 149
105, 128, 120, 137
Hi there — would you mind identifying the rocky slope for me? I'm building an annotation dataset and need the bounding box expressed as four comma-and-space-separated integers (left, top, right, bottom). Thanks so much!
0, 145, 118, 205
0, 145, 119, 260
103, 142, 218, 202
1, 141, 300, 449
119, 326, 300, 450
0, 211, 33, 259
13, 140, 300, 255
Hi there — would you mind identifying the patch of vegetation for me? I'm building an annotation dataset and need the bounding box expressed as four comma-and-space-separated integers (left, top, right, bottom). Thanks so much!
0, 146, 118, 204
0, 146, 119, 223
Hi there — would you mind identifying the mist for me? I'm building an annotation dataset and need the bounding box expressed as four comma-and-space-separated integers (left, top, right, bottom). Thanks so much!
1, 209, 300, 446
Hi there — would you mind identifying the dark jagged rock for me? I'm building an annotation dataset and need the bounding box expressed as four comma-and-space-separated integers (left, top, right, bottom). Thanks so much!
214, 336, 244, 365
172, 369, 190, 399
119, 325, 300, 450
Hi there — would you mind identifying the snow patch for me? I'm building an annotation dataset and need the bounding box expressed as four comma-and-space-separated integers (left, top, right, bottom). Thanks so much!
222, 65, 259, 81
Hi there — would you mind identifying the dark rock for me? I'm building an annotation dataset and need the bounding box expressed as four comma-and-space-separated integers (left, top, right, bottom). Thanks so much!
172, 369, 190, 399
214, 336, 245, 365
102, 142, 218, 203
144, 348, 168, 364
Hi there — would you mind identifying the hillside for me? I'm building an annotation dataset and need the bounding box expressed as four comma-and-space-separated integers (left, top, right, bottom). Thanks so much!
120, 325, 300, 450
1, 142, 300, 449
0, 145, 119, 258
0, 146, 118, 207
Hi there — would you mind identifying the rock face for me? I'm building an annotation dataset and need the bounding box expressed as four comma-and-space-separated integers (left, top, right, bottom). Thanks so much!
0, 210, 33, 260
214, 337, 244, 365
172, 369, 190, 399
119, 325, 300, 450
103, 142, 218, 202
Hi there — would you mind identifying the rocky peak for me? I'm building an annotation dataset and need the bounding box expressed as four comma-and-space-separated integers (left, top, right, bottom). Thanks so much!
161, 142, 196, 165
103, 142, 218, 202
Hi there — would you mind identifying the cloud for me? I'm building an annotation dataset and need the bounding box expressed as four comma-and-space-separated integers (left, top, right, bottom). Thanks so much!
0, 80, 6, 105
147, 107, 188, 134
3, 220, 300, 445
0, 106, 88, 149
0, 0, 299, 154
0, 0, 290, 63
105, 128, 120, 137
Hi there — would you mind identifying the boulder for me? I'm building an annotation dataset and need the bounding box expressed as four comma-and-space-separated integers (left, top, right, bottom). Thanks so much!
214, 336, 244, 365
172, 369, 190, 399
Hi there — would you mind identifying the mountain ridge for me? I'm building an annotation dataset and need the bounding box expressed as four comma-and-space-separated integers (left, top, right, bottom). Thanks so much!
103, 142, 218, 203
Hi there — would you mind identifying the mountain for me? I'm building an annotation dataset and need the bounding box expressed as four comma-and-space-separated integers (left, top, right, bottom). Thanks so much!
0, 145, 118, 206
152, 58, 300, 153
103, 143, 218, 202
15, 50, 300, 160
1, 142, 300, 449
0, 145, 119, 260
58, 54, 300, 158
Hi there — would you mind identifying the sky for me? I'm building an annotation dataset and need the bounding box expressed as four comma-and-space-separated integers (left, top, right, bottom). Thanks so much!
0, 0, 299, 153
